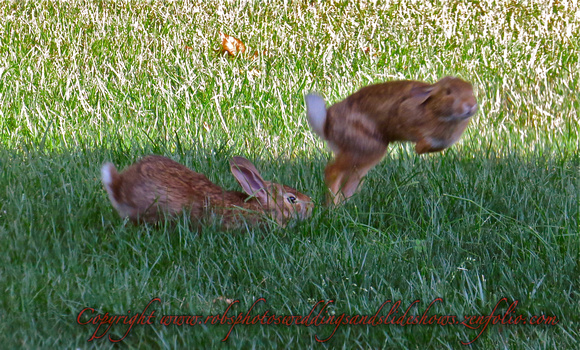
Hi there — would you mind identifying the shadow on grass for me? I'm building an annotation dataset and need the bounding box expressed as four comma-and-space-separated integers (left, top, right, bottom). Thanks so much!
0, 142, 578, 348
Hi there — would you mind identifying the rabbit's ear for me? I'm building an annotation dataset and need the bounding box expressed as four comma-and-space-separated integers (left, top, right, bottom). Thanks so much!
230, 157, 269, 202
410, 85, 435, 104
410, 77, 455, 103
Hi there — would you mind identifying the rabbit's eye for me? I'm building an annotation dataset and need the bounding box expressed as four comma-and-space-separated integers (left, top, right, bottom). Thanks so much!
446, 88, 452, 95
287, 195, 297, 204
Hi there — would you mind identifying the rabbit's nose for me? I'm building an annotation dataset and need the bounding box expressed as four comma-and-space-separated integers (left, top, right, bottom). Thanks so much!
469, 103, 478, 114
464, 102, 478, 116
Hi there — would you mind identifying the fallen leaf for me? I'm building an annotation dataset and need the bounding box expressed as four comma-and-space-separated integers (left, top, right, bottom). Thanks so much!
219, 32, 246, 56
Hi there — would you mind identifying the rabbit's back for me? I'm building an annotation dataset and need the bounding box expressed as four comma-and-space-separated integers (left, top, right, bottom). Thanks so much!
103, 155, 223, 223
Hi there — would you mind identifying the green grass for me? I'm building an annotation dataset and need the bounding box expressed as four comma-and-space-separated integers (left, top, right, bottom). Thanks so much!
1, 0, 579, 348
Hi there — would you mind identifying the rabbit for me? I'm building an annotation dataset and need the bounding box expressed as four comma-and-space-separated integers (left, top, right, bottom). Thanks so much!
101, 155, 313, 229
306, 76, 478, 205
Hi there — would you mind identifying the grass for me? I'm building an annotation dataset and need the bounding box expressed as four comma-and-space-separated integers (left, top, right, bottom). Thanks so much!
1, 0, 579, 348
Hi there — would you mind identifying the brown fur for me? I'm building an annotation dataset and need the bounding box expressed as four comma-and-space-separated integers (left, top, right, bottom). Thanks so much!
101, 155, 313, 229
307, 76, 478, 205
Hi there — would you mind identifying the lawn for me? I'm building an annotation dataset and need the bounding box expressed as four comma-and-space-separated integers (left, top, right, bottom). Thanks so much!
0, 0, 578, 348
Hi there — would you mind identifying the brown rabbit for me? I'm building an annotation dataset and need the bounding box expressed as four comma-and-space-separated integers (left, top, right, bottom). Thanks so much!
306, 76, 478, 205
101, 155, 313, 229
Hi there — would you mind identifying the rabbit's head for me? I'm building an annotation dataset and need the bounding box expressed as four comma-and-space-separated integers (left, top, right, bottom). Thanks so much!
229, 157, 313, 225
411, 76, 478, 121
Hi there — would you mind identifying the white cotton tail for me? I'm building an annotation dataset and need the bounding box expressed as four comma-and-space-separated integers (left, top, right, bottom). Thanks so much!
101, 162, 122, 211
305, 93, 327, 139
101, 163, 116, 187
